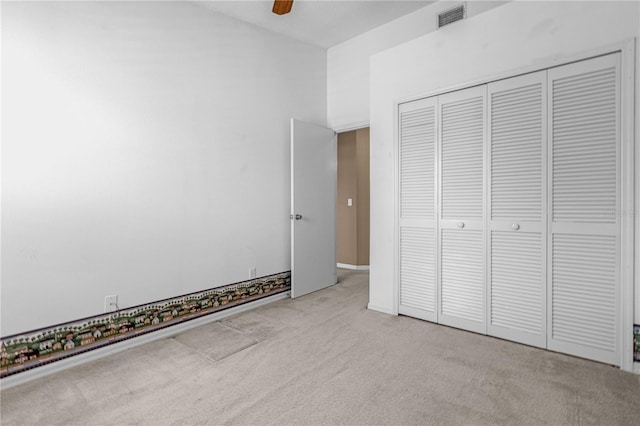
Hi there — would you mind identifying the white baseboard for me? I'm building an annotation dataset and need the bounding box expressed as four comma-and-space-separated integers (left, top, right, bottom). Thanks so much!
0, 292, 290, 390
337, 263, 369, 271
367, 303, 394, 315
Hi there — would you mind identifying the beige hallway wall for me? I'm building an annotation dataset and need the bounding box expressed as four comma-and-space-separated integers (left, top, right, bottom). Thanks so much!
337, 128, 369, 266
356, 128, 370, 266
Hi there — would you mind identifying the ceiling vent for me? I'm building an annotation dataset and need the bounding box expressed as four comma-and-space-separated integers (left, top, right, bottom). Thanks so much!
437, 4, 466, 28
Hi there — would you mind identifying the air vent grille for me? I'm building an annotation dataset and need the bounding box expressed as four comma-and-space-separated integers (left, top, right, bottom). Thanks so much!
438, 4, 465, 28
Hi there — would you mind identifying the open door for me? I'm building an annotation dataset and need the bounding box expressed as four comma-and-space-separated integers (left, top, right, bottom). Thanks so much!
291, 119, 337, 298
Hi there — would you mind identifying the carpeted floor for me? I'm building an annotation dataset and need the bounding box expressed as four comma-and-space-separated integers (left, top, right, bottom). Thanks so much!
1, 269, 639, 425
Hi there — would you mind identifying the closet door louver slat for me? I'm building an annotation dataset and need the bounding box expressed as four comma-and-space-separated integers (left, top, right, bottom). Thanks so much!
490, 232, 544, 344
551, 234, 616, 351
441, 229, 484, 323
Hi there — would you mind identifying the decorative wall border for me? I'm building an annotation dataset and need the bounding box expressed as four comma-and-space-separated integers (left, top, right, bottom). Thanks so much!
634, 325, 640, 362
0, 272, 291, 378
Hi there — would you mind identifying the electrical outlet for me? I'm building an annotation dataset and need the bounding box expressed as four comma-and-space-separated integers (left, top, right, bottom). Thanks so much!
104, 295, 118, 312
249, 267, 257, 279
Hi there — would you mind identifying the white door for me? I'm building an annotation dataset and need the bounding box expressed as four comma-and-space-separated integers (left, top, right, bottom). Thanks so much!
438, 86, 487, 334
290, 118, 337, 298
398, 98, 438, 321
487, 71, 547, 348
547, 54, 621, 365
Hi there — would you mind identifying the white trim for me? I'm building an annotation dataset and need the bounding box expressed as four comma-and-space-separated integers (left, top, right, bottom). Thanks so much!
0, 292, 290, 390
392, 90, 400, 316
337, 263, 369, 271
367, 303, 394, 315
333, 121, 369, 134
0, 2, 3, 310
634, 362, 640, 375
620, 38, 635, 372
435, 96, 441, 325
290, 118, 297, 296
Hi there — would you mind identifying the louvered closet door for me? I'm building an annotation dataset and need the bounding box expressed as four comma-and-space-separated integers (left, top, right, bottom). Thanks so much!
547, 54, 621, 365
438, 86, 486, 334
487, 72, 546, 348
398, 97, 438, 321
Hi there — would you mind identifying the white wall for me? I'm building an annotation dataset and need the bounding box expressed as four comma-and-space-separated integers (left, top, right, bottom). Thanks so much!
1, 1, 326, 336
369, 1, 639, 322
327, 1, 507, 130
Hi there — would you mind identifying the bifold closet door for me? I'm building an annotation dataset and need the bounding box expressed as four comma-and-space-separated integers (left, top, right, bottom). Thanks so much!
438, 86, 486, 334
547, 53, 620, 365
487, 72, 547, 348
398, 97, 438, 321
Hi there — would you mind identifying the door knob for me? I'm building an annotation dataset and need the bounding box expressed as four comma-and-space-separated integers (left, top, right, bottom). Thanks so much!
512, 223, 520, 230
290, 214, 303, 220
457, 222, 465, 229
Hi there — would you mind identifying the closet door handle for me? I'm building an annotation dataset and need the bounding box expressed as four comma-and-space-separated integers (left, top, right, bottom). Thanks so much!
512, 223, 520, 231
457, 222, 465, 229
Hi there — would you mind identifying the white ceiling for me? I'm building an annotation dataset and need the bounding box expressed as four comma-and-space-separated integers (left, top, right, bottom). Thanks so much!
194, 0, 435, 48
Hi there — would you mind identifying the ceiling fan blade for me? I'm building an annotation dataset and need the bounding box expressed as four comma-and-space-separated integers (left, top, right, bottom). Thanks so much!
272, 0, 294, 15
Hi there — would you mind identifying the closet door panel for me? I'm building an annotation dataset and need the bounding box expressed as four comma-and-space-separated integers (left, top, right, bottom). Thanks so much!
547, 53, 620, 365
398, 97, 438, 321
441, 228, 484, 324
487, 72, 546, 348
400, 227, 436, 319
440, 93, 484, 221
490, 232, 544, 344
551, 234, 616, 352
438, 86, 486, 334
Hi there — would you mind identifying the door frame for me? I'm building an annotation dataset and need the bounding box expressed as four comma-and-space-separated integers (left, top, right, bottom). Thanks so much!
392, 39, 636, 372
333, 121, 371, 134
335, 126, 371, 271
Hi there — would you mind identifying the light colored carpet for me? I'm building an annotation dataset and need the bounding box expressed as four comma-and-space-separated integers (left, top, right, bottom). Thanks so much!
1, 269, 639, 425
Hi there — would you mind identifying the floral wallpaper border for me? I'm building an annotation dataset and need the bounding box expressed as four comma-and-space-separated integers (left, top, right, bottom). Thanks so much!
1, 272, 291, 378
634, 325, 640, 363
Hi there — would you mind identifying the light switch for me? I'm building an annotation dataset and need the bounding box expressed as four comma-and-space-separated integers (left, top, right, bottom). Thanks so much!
348, 198, 353, 206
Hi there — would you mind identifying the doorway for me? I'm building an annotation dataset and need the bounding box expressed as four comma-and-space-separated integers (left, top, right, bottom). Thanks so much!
336, 128, 370, 270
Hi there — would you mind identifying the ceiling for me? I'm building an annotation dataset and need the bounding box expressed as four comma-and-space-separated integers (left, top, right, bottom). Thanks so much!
194, 1, 435, 49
